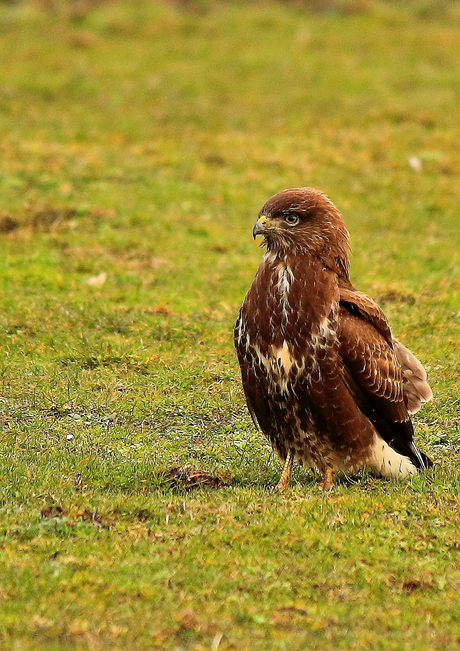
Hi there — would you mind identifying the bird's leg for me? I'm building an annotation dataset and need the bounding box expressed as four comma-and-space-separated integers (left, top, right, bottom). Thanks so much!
320, 467, 334, 491
274, 450, 294, 492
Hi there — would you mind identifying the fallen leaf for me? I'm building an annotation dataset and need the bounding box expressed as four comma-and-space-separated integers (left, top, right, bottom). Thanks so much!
0, 214, 19, 232
86, 272, 107, 287
162, 465, 231, 490
41, 504, 68, 518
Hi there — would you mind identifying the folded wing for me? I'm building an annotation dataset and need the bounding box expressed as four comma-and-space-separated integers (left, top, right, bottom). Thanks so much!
338, 286, 433, 470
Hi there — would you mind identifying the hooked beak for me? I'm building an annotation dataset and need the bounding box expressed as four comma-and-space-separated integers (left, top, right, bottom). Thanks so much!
252, 215, 267, 239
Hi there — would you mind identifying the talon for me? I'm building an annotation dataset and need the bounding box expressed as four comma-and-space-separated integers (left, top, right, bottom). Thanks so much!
320, 468, 334, 491
274, 450, 294, 492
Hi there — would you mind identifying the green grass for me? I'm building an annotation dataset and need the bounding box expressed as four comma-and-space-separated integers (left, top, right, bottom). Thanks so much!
0, 1, 459, 649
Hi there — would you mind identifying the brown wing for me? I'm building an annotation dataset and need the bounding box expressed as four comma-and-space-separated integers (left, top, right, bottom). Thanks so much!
338, 306, 406, 420
339, 281, 433, 415
337, 301, 432, 469
339, 284, 393, 342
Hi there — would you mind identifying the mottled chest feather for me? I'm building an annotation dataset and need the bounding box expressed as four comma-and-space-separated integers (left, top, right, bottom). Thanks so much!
236, 252, 339, 355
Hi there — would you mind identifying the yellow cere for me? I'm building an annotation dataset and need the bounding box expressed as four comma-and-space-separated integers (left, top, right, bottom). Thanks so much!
258, 215, 267, 224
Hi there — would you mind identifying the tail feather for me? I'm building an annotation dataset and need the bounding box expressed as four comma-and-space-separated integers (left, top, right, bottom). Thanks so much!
370, 435, 433, 478
415, 448, 434, 470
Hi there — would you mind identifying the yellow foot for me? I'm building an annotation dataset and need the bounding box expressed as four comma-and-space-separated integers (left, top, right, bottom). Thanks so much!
274, 450, 294, 492
320, 468, 334, 491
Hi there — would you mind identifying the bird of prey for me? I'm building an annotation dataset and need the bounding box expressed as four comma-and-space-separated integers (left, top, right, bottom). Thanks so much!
234, 188, 433, 490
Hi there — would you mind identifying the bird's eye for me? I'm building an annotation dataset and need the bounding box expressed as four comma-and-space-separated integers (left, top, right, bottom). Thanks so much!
284, 214, 299, 226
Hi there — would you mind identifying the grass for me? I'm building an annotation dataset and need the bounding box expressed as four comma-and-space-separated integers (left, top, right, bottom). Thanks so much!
0, 1, 459, 649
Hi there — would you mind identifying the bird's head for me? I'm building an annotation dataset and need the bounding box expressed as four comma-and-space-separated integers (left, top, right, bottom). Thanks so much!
253, 187, 351, 277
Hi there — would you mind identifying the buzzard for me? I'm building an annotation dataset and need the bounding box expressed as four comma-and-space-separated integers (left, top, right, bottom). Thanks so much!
234, 188, 433, 490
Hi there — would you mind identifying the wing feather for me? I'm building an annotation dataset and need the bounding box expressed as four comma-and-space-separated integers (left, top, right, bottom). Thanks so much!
339, 283, 433, 416
393, 340, 433, 413
337, 304, 432, 469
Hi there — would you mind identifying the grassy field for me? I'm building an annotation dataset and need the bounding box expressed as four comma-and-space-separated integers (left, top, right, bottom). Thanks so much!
0, 1, 459, 649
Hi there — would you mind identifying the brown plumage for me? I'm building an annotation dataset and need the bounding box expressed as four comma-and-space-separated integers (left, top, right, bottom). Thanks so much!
234, 187, 433, 490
